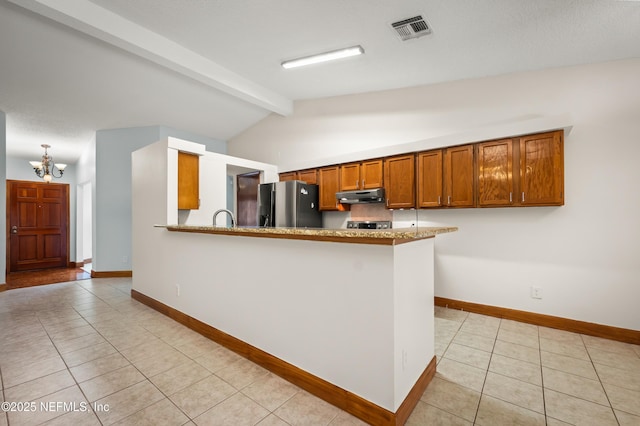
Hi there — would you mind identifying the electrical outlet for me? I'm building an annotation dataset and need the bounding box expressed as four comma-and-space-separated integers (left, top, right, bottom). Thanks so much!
122, 255, 128, 263
530, 286, 542, 299
176, 284, 180, 296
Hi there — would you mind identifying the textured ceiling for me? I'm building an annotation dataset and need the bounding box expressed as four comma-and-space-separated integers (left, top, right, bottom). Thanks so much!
1, 0, 639, 162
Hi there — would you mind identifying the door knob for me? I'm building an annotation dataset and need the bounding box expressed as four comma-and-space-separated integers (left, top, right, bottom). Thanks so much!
11, 226, 17, 234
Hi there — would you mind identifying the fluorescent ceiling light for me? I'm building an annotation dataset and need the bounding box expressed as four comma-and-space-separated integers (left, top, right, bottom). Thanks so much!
281, 45, 364, 69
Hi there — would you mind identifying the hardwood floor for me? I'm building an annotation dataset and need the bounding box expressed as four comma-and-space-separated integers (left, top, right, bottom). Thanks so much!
5, 266, 91, 289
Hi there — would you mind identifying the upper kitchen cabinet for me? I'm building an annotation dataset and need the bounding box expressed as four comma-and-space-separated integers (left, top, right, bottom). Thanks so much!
297, 168, 318, 185
444, 144, 475, 208
319, 166, 345, 211
384, 154, 415, 209
279, 171, 297, 181
518, 130, 564, 206
476, 131, 563, 207
177, 151, 199, 209
477, 139, 514, 207
417, 150, 443, 208
340, 159, 383, 191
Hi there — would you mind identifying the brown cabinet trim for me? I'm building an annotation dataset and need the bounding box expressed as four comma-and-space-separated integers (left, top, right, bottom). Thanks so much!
132, 289, 436, 425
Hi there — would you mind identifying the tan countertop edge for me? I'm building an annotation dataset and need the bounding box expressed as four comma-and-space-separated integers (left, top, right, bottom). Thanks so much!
163, 225, 458, 246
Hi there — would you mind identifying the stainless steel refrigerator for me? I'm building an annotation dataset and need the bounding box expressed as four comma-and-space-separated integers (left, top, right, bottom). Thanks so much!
257, 181, 322, 228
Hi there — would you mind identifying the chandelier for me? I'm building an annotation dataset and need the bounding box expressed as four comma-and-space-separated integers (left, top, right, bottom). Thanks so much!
29, 144, 67, 183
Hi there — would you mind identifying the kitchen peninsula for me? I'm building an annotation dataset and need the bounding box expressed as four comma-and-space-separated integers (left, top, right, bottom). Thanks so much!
132, 139, 457, 425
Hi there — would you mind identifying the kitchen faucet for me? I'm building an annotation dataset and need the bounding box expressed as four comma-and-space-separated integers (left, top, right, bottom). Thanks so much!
212, 209, 236, 228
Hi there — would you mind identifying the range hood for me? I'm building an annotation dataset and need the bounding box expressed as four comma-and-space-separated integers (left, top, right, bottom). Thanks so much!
336, 188, 385, 204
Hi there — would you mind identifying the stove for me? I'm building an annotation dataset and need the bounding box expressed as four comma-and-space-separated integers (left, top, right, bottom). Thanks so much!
346, 220, 392, 230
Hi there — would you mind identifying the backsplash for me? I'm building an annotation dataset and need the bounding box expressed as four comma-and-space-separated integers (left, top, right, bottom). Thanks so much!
350, 204, 392, 221
321, 204, 455, 229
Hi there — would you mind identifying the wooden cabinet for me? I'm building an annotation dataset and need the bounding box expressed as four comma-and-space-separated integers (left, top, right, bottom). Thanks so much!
340, 159, 383, 191
297, 169, 318, 185
280, 169, 318, 184
518, 131, 564, 206
443, 144, 475, 208
278, 130, 563, 212
384, 154, 415, 209
319, 166, 342, 211
477, 139, 514, 207
177, 151, 199, 209
279, 172, 297, 181
361, 160, 384, 189
476, 131, 563, 207
417, 150, 443, 208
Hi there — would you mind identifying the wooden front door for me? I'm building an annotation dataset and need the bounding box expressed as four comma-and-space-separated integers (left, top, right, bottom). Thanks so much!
7, 180, 69, 272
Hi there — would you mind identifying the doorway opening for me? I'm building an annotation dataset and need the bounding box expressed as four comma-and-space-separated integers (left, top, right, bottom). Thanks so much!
5, 180, 88, 288
236, 172, 260, 227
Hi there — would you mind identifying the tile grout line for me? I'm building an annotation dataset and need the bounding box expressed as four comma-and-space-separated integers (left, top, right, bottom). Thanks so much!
580, 333, 621, 425
538, 323, 549, 426
34, 297, 103, 425
432, 312, 475, 420
73, 280, 194, 425
75, 280, 289, 425
471, 317, 500, 425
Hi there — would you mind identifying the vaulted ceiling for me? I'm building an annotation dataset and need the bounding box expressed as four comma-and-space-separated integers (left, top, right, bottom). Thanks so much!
1, 0, 639, 162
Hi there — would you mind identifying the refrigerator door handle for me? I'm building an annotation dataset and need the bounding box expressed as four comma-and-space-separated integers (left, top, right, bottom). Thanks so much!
270, 188, 276, 227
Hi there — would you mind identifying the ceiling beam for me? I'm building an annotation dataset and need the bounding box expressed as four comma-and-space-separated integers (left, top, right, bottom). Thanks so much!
10, 0, 293, 115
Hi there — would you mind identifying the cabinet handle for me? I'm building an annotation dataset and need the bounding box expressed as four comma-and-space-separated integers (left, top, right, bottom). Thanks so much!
437, 196, 441, 206
522, 192, 525, 202
447, 196, 451, 205
386, 199, 389, 207
509, 192, 512, 203
356, 180, 359, 189
362, 179, 365, 188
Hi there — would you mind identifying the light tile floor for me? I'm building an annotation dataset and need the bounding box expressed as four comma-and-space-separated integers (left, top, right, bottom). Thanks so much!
0, 278, 638, 425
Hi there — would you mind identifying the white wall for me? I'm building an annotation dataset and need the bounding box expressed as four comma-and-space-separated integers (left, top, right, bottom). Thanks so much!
5, 155, 78, 263
93, 126, 226, 272
0, 111, 6, 282
229, 58, 640, 330
75, 136, 95, 264
132, 139, 433, 409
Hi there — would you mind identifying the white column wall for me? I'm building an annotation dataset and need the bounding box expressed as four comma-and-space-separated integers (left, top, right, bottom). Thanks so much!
229, 59, 640, 330
393, 238, 434, 405
0, 111, 6, 281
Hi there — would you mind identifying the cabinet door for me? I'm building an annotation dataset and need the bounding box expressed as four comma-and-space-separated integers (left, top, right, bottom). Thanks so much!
319, 166, 341, 211
279, 172, 297, 181
178, 152, 199, 209
477, 139, 514, 207
417, 150, 443, 208
297, 169, 318, 185
361, 160, 383, 189
444, 145, 475, 207
340, 163, 360, 191
384, 154, 415, 209
519, 131, 564, 206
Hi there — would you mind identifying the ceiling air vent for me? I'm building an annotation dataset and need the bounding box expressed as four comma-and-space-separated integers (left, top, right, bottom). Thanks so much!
391, 15, 431, 41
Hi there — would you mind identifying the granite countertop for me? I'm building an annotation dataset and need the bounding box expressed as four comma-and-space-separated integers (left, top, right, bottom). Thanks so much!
162, 224, 458, 245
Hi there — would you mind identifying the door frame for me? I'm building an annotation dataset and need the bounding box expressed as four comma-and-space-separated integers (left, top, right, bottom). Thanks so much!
6, 179, 71, 274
